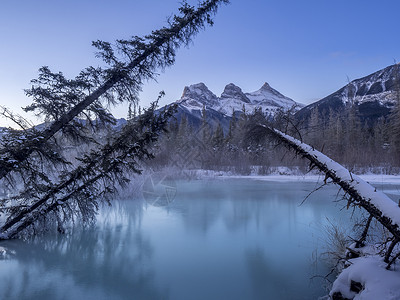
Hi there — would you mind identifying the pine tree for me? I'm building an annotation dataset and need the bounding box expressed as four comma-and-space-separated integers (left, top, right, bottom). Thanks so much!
226, 108, 236, 145
177, 115, 189, 147
0, 103, 176, 239
0, 0, 229, 239
0, 0, 229, 182
308, 106, 320, 147
345, 105, 362, 165
127, 103, 133, 120
235, 104, 248, 149
389, 63, 400, 164
212, 122, 224, 150
326, 108, 338, 155
200, 105, 211, 146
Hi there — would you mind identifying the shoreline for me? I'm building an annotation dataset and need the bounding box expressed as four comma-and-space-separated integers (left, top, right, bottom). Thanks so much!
186, 169, 400, 185
220, 174, 400, 185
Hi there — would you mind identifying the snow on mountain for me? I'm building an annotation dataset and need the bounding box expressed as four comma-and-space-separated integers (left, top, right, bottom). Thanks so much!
297, 63, 400, 122
339, 64, 400, 106
177, 82, 302, 117
177, 83, 219, 111
220, 83, 250, 103
246, 82, 300, 110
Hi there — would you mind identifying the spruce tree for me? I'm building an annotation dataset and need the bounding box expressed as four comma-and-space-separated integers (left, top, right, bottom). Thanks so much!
389, 63, 400, 164
212, 122, 224, 150
127, 103, 133, 120
0, 0, 229, 239
0, 0, 229, 181
226, 108, 236, 144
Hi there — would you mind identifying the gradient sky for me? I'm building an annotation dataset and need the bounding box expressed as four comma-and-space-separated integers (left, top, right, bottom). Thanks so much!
1, 0, 399, 126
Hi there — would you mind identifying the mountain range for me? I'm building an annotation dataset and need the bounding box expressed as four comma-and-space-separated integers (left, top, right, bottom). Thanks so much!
171, 81, 302, 130
2, 64, 398, 134
177, 82, 301, 115
170, 63, 399, 130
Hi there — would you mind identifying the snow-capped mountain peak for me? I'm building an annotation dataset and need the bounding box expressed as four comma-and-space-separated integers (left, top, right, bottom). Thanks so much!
245, 82, 298, 110
260, 82, 272, 90
179, 83, 218, 108
259, 82, 288, 99
177, 82, 302, 116
220, 83, 250, 103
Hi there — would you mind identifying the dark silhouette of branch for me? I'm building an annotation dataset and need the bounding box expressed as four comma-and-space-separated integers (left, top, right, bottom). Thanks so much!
0, 103, 176, 239
0, 0, 229, 181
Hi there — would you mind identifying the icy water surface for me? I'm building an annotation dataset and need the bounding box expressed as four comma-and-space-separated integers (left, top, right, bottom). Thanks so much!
0, 178, 397, 300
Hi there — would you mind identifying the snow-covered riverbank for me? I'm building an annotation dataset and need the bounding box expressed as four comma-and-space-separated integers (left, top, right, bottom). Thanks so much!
187, 168, 400, 185
181, 168, 400, 299
329, 253, 400, 300
221, 174, 400, 185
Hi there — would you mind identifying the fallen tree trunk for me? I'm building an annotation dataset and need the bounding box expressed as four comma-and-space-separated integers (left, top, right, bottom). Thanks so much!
0, 104, 175, 240
262, 126, 400, 242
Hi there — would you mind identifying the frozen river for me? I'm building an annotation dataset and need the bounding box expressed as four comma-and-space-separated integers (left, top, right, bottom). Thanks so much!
0, 178, 398, 299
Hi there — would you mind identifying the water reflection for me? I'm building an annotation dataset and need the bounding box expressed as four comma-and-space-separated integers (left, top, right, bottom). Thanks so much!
246, 248, 289, 299
175, 180, 346, 236
0, 179, 394, 300
0, 201, 167, 300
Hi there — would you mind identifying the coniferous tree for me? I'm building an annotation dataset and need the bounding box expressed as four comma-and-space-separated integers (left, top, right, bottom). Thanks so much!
234, 104, 249, 150
178, 115, 189, 146
127, 103, 133, 120
308, 106, 320, 148
0, 0, 229, 182
212, 122, 224, 150
390, 103, 400, 158
0, 0, 229, 239
1, 103, 176, 239
226, 108, 236, 145
389, 64, 400, 164
200, 105, 211, 146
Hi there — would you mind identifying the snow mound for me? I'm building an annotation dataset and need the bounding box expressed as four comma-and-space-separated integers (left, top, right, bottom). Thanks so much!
330, 256, 400, 300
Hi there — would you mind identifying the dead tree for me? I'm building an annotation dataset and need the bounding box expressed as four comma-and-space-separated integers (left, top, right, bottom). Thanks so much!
0, 103, 176, 239
262, 125, 400, 267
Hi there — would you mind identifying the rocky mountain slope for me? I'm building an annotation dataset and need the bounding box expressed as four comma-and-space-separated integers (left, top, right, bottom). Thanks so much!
172, 82, 303, 130
177, 82, 302, 116
297, 64, 400, 122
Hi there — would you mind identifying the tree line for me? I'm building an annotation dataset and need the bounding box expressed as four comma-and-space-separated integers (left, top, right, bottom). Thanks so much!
304, 102, 400, 170
147, 99, 400, 175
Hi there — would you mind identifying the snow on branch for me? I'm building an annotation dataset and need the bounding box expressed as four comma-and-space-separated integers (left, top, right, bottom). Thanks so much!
262, 125, 400, 241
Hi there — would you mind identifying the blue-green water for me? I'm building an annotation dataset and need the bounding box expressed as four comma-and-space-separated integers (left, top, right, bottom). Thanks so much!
1, 178, 396, 300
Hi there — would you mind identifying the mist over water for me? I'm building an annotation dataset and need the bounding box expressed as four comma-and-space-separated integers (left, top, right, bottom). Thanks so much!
0, 179, 392, 300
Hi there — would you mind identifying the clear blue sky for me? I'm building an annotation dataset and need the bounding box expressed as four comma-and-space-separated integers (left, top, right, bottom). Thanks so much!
1, 0, 399, 126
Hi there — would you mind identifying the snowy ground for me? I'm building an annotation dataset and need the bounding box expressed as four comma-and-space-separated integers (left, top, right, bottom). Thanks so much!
330, 255, 400, 300
191, 169, 400, 186
328, 242, 400, 300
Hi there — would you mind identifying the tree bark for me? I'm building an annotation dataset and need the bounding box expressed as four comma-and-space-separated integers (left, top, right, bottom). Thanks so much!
262, 126, 400, 242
